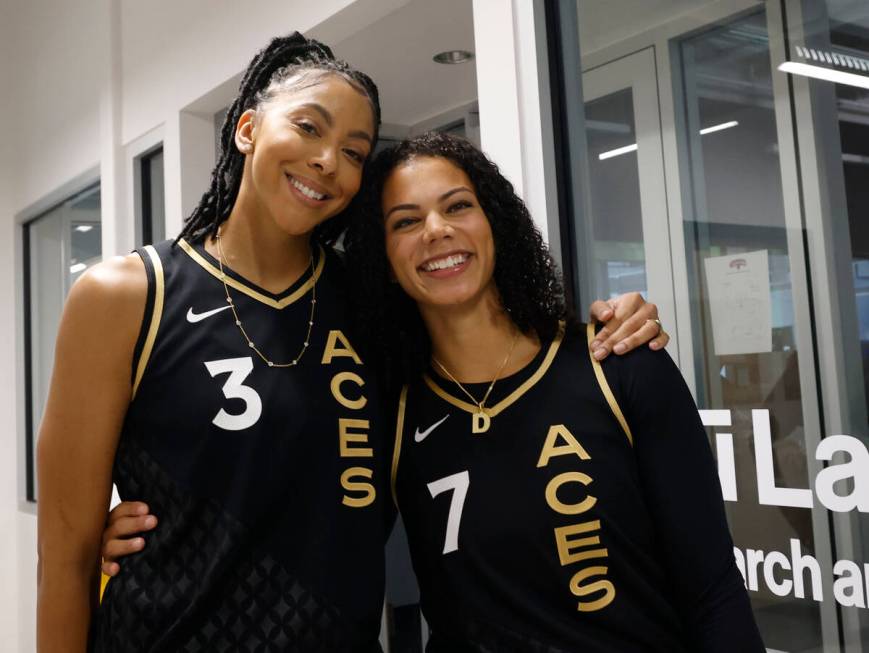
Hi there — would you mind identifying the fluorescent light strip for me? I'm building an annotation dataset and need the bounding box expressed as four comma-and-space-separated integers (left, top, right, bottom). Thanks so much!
69, 262, 87, 274
598, 121, 740, 160
74, 225, 93, 233
598, 143, 638, 160
843, 153, 869, 166
699, 120, 739, 135
794, 45, 869, 71
779, 61, 869, 90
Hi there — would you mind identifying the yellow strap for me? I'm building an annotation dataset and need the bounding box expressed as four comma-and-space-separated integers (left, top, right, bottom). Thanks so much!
390, 386, 409, 507
99, 572, 110, 603
586, 323, 633, 446
132, 245, 165, 399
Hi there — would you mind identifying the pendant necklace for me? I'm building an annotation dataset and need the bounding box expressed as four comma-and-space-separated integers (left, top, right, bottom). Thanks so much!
215, 226, 316, 368
431, 331, 518, 434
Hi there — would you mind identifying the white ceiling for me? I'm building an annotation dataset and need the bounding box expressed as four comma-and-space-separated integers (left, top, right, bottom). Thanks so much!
331, 0, 477, 127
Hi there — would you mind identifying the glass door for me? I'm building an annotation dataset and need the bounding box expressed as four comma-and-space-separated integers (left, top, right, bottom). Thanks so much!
26, 184, 102, 501
674, 8, 836, 651
551, 0, 865, 649
582, 48, 679, 356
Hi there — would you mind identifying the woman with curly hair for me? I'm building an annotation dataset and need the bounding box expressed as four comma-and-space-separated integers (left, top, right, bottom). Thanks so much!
341, 132, 765, 652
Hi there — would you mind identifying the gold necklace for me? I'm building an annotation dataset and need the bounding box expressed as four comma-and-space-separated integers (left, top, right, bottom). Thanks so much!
214, 227, 316, 368
432, 332, 519, 434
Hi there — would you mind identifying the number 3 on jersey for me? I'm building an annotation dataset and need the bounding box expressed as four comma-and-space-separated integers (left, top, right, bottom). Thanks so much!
204, 357, 262, 431
427, 470, 470, 554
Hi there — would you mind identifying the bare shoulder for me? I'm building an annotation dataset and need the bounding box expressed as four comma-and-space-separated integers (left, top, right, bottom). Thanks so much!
70, 253, 146, 301
60, 254, 148, 352
67, 253, 146, 313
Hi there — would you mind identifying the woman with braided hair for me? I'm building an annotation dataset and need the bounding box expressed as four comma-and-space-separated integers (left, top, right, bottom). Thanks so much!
37, 33, 390, 652
37, 33, 665, 652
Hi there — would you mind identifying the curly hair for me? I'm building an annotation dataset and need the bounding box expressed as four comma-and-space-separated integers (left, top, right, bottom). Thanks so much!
344, 131, 569, 384
177, 32, 381, 246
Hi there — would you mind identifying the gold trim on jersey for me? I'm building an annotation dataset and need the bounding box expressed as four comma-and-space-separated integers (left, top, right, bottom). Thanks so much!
100, 572, 110, 602
422, 322, 565, 421
391, 385, 409, 507
178, 238, 325, 309
132, 245, 165, 399
586, 322, 633, 446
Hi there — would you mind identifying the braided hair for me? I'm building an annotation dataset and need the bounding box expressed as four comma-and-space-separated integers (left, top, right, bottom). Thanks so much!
177, 32, 381, 245
344, 132, 570, 384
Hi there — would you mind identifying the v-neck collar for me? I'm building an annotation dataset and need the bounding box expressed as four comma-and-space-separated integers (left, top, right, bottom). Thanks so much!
178, 238, 325, 309
421, 322, 565, 419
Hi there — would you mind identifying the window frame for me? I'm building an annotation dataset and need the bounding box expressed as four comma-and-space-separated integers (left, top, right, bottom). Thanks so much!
135, 144, 165, 246
17, 171, 100, 505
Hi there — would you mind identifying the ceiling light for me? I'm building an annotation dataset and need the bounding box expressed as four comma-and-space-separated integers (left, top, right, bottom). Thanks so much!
433, 50, 474, 65
699, 120, 739, 135
792, 45, 869, 71
598, 144, 638, 160
74, 224, 93, 233
779, 61, 869, 90
69, 262, 87, 274
843, 153, 869, 165
598, 121, 740, 161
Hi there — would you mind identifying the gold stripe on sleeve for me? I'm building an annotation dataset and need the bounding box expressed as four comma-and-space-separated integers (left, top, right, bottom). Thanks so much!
99, 572, 110, 602
132, 245, 165, 399
586, 322, 633, 447
390, 385, 409, 508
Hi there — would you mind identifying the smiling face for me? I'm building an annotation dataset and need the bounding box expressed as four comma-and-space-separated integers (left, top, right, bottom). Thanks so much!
236, 74, 375, 236
383, 156, 498, 312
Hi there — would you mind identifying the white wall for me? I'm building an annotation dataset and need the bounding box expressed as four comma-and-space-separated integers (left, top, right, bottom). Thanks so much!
2, 0, 105, 649
7, 0, 103, 211
0, 2, 21, 649
121, 0, 412, 144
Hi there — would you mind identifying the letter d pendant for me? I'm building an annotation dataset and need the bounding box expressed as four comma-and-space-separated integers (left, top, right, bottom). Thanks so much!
472, 410, 491, 434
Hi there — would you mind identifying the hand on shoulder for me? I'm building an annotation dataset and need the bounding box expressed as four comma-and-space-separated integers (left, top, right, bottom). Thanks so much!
588, 292, 669, 360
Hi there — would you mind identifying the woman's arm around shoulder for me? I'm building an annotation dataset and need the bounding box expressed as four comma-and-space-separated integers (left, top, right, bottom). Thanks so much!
36, 254, 147, 652
607, 347, 765, 652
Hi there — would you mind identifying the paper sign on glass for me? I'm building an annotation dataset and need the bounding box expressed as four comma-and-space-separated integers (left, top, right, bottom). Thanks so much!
703, 250, 772, 356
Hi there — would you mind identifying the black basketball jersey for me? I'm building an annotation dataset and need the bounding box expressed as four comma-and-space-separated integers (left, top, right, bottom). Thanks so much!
393, 323, 764, 653
92, 239, 392, 652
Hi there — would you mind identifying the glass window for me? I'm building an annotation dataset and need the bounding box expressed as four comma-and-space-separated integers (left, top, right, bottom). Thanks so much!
677, 11, 821, 649
584, 84, 645, 299
138, 147, 165, 245
787, 0, 869, 647
548, 0, 869, 648
214, 106, 229, 160
24, 184, 101, 501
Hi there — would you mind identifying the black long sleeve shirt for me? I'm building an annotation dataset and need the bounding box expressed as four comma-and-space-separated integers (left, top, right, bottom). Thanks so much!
393, 323, 764, 652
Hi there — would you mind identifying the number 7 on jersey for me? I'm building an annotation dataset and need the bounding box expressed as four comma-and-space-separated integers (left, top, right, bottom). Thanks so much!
427, 471, 470, 555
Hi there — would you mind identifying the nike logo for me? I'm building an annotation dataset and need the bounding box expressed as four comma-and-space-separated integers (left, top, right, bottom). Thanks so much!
414, 414, 449, 443
186, 305, 232, 323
